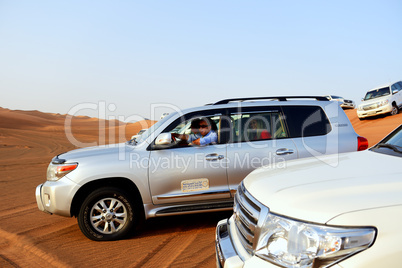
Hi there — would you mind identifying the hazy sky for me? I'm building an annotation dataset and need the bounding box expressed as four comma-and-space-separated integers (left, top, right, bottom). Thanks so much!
1, 1, 401, 121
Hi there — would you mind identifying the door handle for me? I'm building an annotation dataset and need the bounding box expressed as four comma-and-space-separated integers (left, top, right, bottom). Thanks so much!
205, 153, 225, 161
276, 148, 294, 155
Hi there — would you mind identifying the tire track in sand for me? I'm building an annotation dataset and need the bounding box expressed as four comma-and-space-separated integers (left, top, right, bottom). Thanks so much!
132, 228, 204, 268
0, 253, 19, 267
0, 204, 37, 218
17, 218, 78, 239
0, 228, 70, 267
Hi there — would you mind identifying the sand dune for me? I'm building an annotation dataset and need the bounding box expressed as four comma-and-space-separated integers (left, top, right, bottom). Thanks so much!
0, 107, 400, 267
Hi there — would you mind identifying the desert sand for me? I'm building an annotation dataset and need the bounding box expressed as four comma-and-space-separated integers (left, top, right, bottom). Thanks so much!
0, 107, 400, 268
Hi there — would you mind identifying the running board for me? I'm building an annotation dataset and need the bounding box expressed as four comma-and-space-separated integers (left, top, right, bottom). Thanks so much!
155, 201, 234, 215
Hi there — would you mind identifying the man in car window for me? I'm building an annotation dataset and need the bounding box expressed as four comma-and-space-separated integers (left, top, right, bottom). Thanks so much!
188, 118, 201, 141
173, 118, 217, 146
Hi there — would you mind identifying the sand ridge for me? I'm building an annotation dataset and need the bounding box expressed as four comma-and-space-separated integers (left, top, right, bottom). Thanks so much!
0, 107, 401, 267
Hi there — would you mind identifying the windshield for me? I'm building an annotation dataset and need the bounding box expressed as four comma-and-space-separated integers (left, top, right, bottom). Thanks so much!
135, 112, 178, 144
371, 125, 402, 156
363, 87, 390, 101
331, 95, 342, 100
385, 127, 402, 148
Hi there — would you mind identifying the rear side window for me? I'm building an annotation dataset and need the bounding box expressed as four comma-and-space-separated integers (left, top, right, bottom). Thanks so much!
281, 106, 331, 138
229, 111, 288, 143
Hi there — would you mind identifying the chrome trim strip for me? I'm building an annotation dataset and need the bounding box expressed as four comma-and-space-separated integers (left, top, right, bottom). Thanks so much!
238, 207, 256, 233
144, 200, 233, 218
234, 182, 266, 252
235, 217, 254, 244
156, 190, 231, 200
237, 190, 259, 220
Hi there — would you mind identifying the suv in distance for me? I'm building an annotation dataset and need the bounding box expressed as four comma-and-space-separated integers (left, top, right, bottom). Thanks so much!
324, 95, 356, 109
357, 81, 402, 119
36, 96, 368, 241
216, 124, 402, 268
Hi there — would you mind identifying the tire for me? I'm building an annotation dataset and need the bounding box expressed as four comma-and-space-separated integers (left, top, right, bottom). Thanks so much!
390, 104, 399, 116
77, 187, 141, 241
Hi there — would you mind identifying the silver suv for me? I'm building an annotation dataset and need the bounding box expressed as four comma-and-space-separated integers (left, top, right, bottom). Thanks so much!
35, 96, 368, 241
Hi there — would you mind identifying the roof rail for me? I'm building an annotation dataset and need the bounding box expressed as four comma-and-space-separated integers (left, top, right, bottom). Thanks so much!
213, 96, 329, 105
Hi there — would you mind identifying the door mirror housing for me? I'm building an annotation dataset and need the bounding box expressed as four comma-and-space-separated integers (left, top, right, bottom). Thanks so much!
155, 133, 172, 145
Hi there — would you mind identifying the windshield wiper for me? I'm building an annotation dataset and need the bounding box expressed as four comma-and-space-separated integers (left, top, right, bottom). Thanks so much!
375, 143, 402, 153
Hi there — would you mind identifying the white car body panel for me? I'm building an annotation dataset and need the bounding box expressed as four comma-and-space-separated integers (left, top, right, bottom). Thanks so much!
327, 206, 402, 268
243, 150, 402, 224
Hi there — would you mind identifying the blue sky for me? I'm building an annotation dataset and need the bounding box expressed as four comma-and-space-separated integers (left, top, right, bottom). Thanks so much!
1, 1, 401, 121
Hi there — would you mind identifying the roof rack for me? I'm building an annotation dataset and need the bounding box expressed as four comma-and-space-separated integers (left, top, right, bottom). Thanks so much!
213, 96, 329, 105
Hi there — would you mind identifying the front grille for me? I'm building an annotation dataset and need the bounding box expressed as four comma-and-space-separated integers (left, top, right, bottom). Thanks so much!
344, 100, 352, 103
363, 103, 378, 111
233, 183, 262, 253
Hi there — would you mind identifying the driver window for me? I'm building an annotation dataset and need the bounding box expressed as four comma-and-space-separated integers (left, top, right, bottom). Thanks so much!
392, 83, 400, 93
169, 115, 221, 147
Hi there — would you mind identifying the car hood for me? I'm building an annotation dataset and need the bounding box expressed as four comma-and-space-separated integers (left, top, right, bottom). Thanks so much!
243, 150, 402, 224
57, 143, 130, 161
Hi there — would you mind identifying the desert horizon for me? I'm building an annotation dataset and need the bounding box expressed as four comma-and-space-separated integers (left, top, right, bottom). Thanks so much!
0, 106, 401, 267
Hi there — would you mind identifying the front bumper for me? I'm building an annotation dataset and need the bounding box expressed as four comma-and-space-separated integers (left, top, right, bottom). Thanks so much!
35, 178, 80, 217
357, 103, 392, 118
36, 184, 50, 214
340, 103, 355, 109
215, 219, 243, 268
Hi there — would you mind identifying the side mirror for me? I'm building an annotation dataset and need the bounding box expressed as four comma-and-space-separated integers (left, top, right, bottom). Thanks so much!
155, 133, 172, 145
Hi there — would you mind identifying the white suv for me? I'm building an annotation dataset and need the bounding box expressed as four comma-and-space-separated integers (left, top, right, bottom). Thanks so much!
216, 124, 402, 268
325, 95, 356, 109
357, 81, 402, 119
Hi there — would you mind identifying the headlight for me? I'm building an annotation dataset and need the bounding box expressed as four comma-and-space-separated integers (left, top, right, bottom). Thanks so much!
377, 99, 389, 107
357, 106, 363, 111
255, 212, 376, 268
47, 162, 78, 181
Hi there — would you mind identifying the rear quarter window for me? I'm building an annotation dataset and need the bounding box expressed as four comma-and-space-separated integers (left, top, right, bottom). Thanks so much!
281, 106, 332, 137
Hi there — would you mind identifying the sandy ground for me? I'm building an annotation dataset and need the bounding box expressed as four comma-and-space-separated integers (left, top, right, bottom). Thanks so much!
0, 107, 400, 268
